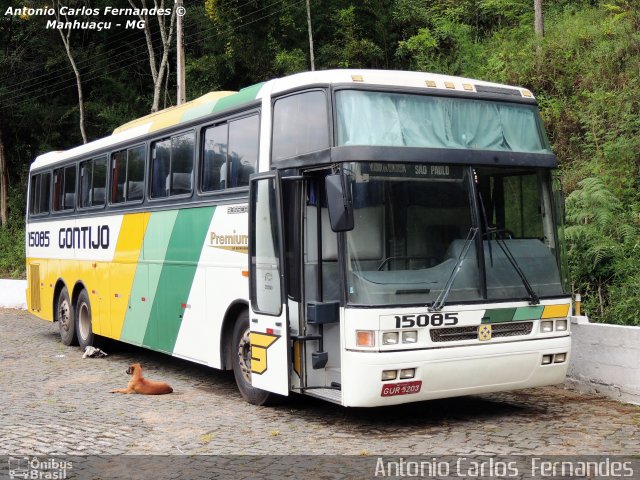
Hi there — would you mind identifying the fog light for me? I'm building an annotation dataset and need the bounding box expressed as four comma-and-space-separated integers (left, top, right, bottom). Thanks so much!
356, 330, 375, 347
554, 353, 567, 363
402, 330, 418, 344
541, 320, 554, 333
382, 332, 399, 345
381, 370, 397, 381
399, 368, 415, 379
555, 319, 568, 331
542, 354, 553, 365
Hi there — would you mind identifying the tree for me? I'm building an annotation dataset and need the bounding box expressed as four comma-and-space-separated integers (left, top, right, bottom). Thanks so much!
534, 0, 543, 37
53, 0, 88, 143
0, 122, 7, 227
128, 0, 177, 112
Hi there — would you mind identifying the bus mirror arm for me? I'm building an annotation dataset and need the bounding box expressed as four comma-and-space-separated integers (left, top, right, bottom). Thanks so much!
325, 173, 354, 232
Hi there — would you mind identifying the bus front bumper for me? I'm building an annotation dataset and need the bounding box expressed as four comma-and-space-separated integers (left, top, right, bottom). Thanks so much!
341, 335, 571, 407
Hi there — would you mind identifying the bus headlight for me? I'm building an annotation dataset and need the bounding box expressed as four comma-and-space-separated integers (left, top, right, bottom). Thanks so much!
382, 332, 399, 345
540, 320, 554, 333
555, 319, 568, 331
402, 330, 418, 344
399, 368, 415, 379
381, 370, 397, 381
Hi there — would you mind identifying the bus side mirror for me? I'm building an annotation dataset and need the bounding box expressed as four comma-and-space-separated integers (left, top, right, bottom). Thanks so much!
325, 174, 354, 232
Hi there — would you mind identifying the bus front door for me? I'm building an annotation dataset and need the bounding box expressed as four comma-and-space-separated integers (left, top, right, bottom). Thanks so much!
248, 172, 290, 396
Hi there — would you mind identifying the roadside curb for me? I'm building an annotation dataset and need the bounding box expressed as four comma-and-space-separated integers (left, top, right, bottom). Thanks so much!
0, 279, 27, 309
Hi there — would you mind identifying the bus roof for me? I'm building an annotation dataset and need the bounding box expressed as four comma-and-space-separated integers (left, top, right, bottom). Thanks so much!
31, 69, 535, 171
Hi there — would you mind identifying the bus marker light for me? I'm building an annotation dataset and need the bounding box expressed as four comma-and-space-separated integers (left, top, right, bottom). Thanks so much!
542, 354, 552, 365
554, 353, 567, 363
555, 319, 568, 331
425, 80, 437, 88
381, 370, 397, 381
382, 332, 399, 345
242, 270, 249, 278
356, 330, 375, 347
141, 297, 146, 302
351, 74, 364, 82
402, 331, 418, 343
400, 368, 415, 379
541, 320, 553, 333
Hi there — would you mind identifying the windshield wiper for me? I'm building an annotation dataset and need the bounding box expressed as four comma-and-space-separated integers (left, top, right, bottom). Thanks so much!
489, 231, 540, 305
429, 227, 478, 312
477, 192, 539, 305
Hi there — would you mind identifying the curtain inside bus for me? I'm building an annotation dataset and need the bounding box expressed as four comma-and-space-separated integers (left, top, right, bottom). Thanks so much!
336, 90, 551, 154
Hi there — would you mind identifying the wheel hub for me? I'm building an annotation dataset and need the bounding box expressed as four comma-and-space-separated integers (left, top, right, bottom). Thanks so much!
58, 300, 70, 332
237, 328, 252, 383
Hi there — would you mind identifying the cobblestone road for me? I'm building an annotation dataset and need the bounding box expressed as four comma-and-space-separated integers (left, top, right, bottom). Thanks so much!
1, 309, 638, 457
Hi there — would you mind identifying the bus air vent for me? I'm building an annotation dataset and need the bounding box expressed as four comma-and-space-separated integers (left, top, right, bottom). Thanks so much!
430, 322, 533, 342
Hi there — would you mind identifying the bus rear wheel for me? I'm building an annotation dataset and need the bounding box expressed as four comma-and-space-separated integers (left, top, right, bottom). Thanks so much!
231, 310, 275, 406
57, 286, 78, 346
76, 289, 98, 350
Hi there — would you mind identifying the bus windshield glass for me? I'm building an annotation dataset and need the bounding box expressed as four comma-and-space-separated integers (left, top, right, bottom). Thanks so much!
345, 163, 565, 306
336, 90, 551, 154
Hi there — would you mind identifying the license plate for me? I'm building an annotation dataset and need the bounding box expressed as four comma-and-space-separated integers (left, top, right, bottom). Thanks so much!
381, 380, 422, 397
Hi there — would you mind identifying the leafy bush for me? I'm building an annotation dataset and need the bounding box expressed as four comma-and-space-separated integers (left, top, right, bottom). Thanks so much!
565, 178, 640, 325
0, 183, 26, 279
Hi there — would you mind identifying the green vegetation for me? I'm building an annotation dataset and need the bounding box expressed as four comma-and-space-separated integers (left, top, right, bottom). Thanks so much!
1, 1, 638, 324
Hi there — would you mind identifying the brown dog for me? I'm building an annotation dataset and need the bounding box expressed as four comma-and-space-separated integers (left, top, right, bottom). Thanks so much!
110, 363, 173, 395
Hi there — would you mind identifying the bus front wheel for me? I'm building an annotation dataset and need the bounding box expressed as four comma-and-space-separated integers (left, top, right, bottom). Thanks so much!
57, 286, 78, 346
231, 311, 274, 406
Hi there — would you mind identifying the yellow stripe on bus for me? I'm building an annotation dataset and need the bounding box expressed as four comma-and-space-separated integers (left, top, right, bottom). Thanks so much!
106, 213, 150, 339
541, 304, 570, 319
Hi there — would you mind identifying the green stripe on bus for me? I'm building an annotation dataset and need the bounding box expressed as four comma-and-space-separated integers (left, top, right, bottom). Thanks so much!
120, 210, 179, 345
512, 305, 545, 321
481, 308, 516, 324
482, 306, 546, 324
213, 82, 265, 112
143, 206, 215, 353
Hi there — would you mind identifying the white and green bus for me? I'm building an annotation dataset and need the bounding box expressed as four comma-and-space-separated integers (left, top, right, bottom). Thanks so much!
26, 69, 572, 407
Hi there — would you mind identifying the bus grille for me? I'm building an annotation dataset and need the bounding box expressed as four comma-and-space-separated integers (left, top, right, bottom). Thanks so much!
430, 322, 533, 342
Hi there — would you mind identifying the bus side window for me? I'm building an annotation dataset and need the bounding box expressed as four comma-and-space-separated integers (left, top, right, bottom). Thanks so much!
151, 139, 171, 198
53, 165, 76, 212
227, 115, 258, 188
151, 133, 194, 198
29, 172, 51, 215
272, 91, 329, 161
201, 124, 228, 192
111, 151, 127, 203
126, 146, 145, 201
111, 145, 145, 204
79, 157, 107, 208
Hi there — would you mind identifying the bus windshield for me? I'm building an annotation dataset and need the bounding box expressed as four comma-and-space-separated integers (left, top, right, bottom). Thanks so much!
345, 162, 565, 306
336, 90, 551, 154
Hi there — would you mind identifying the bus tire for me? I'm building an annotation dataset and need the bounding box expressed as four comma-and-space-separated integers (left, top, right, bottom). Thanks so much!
76, 289, 98, 350
231, 310, 274, 406
57, 286, 78, 346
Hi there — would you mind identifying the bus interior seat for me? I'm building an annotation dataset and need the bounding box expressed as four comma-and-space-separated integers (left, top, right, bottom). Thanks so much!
64, 193, 75, 209
93, 187, 105, 205
407, 205, 462, 267
172, 172, 192, 195
128, 181, 144, 200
